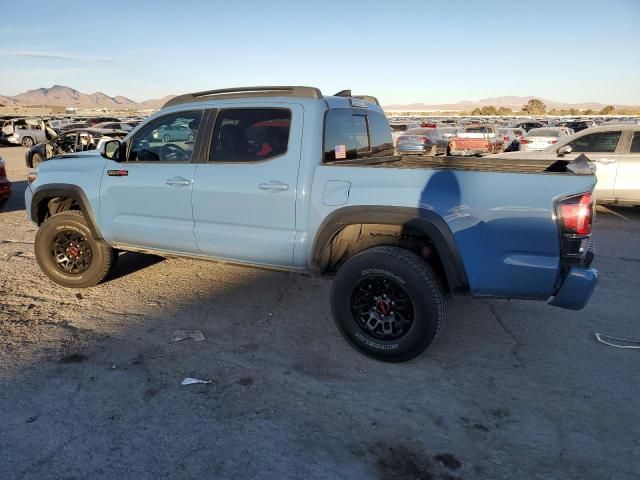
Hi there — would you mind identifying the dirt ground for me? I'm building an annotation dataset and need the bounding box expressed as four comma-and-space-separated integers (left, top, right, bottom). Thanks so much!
1, 145, 639, 480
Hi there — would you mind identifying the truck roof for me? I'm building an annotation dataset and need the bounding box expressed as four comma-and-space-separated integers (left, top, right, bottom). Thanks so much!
162, 86, 384, 114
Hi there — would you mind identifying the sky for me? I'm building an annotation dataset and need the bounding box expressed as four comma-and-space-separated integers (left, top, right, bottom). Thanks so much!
0, 0, 639, 105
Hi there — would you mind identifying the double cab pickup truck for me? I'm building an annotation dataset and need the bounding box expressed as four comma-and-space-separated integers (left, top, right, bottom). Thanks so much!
25, 86, 598, 362
449, 124, 505, 156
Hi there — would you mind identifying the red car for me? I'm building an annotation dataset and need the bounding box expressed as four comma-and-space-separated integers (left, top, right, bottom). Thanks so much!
0, 157, 12, 208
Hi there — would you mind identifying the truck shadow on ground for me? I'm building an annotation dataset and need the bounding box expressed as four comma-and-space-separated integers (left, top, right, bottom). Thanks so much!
1, 180, 27, 213
1, 207, 638, 479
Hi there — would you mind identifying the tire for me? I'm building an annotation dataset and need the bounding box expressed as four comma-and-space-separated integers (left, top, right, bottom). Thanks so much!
331, 246, 445, 362
32, 152, 44, 168
22, 137, 34, 147
162, 134, 171, 143
187, 133, 194, 141
34, 210, 116, 288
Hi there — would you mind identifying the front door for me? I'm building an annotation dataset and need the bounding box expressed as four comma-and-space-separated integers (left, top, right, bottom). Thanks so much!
192, 105, 302, 267
558, 130, 623, 200
99, 110, 204, 254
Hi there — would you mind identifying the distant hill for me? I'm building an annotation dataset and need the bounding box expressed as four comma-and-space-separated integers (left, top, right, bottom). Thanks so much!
384, 95, 638, 112
1, 85, 175, 110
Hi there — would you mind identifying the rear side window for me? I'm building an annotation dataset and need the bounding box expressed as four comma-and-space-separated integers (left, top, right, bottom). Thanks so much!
569, 131, 621, 153
324, 109, 393, 162
209, 108, 291, 162
630, 132, 640, 153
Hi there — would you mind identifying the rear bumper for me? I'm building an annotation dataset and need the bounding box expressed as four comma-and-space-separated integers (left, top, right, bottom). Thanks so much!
0, 179, 12, 203
450, 148, 489, 156
548, 266, 598, 310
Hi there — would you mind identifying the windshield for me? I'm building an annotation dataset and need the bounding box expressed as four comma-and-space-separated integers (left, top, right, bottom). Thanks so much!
465, 126, 492, 133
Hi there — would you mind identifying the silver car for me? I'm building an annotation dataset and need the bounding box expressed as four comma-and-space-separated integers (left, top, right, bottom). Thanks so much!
1, 118, 48, 147
395, 127, 449, 156
495, 125, 640, 205
519, 127, 573, 151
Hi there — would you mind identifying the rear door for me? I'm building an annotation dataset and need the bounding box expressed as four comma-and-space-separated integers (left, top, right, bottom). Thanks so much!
614, 130, 640, 203
192, 105, 303, 266
99, 110, 204, 254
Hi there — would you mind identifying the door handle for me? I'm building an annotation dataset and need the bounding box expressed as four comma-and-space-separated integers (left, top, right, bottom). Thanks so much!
166, 176, 191, 187
259, 181, 289, 192
595, 158, 617, 165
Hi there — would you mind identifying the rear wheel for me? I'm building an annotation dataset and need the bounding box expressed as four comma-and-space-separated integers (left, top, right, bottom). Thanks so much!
162, 134, 171, 143
35, 210, 116, 288
22, 137, 34, 147
331, 246, 445, 362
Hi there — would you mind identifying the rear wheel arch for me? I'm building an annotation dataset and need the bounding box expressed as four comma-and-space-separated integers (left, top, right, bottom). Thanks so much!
31, 184, 103, 239
310, 206, 469, 294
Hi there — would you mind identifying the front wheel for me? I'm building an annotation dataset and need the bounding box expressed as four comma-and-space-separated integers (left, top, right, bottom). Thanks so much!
32, 152, 44, 168
34, 210, 117, 288
331, 246, 445, 362
22, 137, 34, 147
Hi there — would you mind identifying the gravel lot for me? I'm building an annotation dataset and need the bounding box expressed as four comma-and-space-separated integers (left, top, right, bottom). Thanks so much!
1, 145, 639, 480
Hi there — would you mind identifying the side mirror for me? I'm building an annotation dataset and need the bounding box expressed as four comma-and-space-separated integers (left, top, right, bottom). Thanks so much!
101, 140, 122, 161
557, 145, 572, 156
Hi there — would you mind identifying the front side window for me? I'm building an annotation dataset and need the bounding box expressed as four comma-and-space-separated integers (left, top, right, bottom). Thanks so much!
209, 109, 291, 163
128, 111, 202, 162
568, 131, 621, 153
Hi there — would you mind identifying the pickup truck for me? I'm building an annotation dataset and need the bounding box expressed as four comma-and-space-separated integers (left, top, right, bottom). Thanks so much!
449, 124, 505, 156
25, 86, 598, 362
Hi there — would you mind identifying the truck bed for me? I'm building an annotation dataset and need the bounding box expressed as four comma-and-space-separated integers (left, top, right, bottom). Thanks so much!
324, 154, 593, 175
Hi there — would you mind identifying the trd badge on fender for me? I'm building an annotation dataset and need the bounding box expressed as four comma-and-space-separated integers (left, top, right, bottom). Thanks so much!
107, 170, 128, 177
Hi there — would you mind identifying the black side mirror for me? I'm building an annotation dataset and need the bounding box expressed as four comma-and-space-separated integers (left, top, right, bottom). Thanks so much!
101, 140, 122, 161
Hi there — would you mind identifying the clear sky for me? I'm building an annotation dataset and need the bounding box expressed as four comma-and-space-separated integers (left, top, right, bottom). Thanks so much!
1, 0, 639, 105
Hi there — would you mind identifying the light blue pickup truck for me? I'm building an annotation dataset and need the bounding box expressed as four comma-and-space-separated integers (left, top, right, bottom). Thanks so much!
25, 86, 598, 361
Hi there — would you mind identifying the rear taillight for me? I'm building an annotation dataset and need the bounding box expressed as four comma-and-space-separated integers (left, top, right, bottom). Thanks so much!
558, 193, 593, 236
0, 162, 6, 178
550, 140, 558, 144
520, 138, 531, 144
503, 135, 510, 141
27, 171, 38, 184
396, 136, 406, 143
556, 192, 594, 261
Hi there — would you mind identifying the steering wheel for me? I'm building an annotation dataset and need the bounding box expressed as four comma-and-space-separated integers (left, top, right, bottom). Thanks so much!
159, 143, 188, 162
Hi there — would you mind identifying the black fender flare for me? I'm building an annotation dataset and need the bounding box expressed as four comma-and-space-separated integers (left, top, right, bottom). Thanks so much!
30, 183, 103, 239
310, 206, 469, 294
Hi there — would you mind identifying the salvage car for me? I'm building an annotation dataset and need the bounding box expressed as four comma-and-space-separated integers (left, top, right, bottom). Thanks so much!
0, 156, 11, 208
25, 86, 598, 362
1, 118, 49, 147
395, 127, 448, 155
496, 125, 640, 205
519, 127, 573, 151
449, 124, 505, 156
25, 128, 129, 168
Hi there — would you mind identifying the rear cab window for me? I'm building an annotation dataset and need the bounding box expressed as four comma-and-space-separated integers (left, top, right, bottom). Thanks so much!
324, 109, 393, 162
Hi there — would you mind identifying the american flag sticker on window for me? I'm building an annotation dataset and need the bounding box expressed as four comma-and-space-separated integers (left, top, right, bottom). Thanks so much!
335, 144, 346, 159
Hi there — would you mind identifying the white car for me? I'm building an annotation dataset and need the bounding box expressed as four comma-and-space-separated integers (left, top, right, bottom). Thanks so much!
495, 125, 640, 205
519, 127, 573, 151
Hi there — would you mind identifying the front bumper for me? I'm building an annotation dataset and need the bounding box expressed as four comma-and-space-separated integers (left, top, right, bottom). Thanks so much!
548, 266, 598, 310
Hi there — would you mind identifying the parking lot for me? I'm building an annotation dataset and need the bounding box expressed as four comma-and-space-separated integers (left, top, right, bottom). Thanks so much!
1, 145, 639, 479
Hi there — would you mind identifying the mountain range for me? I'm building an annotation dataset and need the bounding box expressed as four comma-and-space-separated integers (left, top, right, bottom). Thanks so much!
0, 86, 636, 112
0, 85, 175, 110
384, 96, 637, 112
